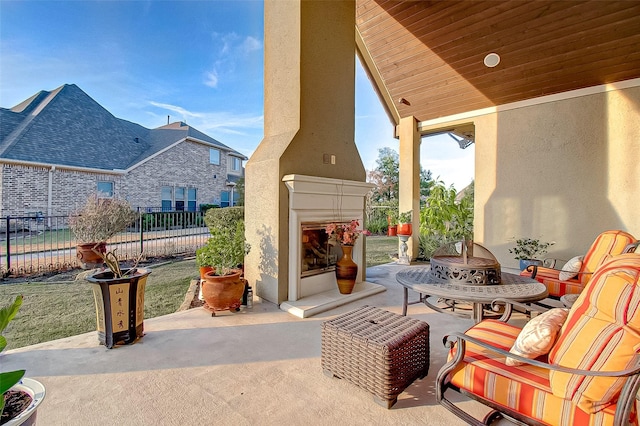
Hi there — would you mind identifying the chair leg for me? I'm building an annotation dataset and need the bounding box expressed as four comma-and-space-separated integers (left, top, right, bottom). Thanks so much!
436, 340, 487, 426
437, 389, 487, 426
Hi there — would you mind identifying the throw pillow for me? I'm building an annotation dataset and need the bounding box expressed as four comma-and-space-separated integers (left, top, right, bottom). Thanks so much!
559, 255, 583, 280
505, 308, 569, 367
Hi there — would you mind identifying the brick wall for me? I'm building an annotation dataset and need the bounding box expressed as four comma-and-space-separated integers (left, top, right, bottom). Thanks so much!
0, 140, 240, 216
123, 140, 233, 209
1, 164, 50, 216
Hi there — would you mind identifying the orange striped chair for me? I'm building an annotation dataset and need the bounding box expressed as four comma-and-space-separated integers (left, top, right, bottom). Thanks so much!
436, 253, 640, 426
522, 230, 637, 298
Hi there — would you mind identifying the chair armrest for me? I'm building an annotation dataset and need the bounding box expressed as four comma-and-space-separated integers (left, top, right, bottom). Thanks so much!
543, 258, 564, 268
526, 264, 591, 281
489, 298, 550, 322
442, 331, 640, 377
624, 241, 640, 253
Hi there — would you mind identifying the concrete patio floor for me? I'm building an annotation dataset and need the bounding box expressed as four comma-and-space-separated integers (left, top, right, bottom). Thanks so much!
4, 262, 523, 425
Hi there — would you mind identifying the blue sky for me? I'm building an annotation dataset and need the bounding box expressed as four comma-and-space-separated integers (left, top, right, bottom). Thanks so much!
0, 0, 474, 190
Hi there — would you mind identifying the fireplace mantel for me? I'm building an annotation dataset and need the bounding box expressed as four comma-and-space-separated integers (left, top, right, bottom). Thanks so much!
281, 174, 385, 317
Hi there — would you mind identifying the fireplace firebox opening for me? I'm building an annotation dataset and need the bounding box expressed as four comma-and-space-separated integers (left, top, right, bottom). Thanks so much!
301, 222, 346, 278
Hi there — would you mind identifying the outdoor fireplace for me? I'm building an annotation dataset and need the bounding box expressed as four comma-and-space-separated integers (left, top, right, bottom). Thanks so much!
283, 174, 379, 304
301, 222, 349, 278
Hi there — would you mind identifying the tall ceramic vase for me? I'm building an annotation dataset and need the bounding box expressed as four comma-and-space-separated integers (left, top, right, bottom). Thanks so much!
335, 245, 358, 294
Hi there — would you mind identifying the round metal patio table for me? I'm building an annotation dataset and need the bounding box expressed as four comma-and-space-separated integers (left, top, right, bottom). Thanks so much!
396, 266, 548, 323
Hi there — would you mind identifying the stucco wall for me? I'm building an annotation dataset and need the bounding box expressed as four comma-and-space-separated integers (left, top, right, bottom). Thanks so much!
474, 83, 640, 269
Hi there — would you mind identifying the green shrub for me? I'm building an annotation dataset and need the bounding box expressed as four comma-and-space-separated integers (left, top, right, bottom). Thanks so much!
366, 216, 388, 235
199, 207, 250, 274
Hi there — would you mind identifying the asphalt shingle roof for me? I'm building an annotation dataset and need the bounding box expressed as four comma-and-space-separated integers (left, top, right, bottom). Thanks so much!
0, 84, 245, 171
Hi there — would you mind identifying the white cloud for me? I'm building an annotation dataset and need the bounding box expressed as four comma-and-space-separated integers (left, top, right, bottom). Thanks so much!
148, 100, 262, 133
241, 36, 262, 53
149, 101, 203, 120
204, 70, 219, 88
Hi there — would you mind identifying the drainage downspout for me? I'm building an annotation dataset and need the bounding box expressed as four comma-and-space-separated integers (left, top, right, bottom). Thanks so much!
48, 166, 55, 227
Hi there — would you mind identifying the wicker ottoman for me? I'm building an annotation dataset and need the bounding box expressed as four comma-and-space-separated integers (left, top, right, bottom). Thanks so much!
321, 305, 430, 408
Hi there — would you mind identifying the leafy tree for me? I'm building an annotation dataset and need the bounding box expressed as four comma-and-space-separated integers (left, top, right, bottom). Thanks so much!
367, 147, 434, 204
368, 148, 399, 203
234, 177, 245, 206
420, 168, 434, 199
418, 181, 474, 258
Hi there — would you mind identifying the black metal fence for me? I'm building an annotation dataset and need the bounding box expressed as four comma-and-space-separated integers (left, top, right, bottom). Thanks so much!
1, 210, 211, 277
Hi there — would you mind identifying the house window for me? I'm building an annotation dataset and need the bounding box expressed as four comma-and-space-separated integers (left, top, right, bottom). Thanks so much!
230, 156, 241, 171
97, 181, 114, 198
175, 187, 185, 211
209, 149, 220, 165
188, 188, 197, 211
161, 186, 173, 211
220, 191, 230, 208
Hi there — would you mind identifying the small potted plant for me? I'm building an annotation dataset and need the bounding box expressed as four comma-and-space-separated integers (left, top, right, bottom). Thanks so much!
386, 209, 398, 236
397, 210, 412, 236
85, 250, 151, 348
69, 194, 137, 269
198, 207, 251, 315
1, 295, 46, 425
509, 237, 555, 270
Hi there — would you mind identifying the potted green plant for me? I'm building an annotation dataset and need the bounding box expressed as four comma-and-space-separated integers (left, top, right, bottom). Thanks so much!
509, 237, 555, 270
397, 210, 412, 236
69, 194, 137, 269
1, 295, 46, 425
198, 207, 251, 315
386, 209, 398, 236
85, 250, 151, 348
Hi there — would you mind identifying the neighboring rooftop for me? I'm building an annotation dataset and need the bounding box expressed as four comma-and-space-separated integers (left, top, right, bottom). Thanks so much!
0, 84, 246, 171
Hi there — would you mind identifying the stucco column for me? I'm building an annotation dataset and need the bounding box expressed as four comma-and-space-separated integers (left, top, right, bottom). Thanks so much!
398, 116, 420, 259
245, 0, 363, 304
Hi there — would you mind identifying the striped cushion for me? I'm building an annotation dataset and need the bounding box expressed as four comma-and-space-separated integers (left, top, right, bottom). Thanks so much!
580, 231, 636, 285
549, 253, 640, 414
449, 320, 638, 425
525, 267, 584, 298
522, 230, 635, 297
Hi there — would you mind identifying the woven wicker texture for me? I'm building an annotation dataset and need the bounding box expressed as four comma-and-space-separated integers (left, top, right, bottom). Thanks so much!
321, 305, 430, 408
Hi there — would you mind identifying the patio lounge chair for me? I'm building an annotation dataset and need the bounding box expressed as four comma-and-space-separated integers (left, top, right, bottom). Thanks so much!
522, 230, 637, 298
436, 253, 640, 426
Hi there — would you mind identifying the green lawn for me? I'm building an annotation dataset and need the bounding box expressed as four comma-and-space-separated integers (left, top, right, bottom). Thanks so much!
366, 235, 397, 267
0, 260, 197, 350
1, 238, 398, 350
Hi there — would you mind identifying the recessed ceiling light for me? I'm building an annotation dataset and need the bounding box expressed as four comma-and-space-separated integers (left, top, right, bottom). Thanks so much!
484, 53, 500, 68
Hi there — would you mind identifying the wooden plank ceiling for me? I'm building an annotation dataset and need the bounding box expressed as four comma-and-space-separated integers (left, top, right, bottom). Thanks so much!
356, 0, 640, 125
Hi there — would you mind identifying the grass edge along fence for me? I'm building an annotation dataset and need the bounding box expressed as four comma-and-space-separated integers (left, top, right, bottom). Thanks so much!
1, 210, 210, 277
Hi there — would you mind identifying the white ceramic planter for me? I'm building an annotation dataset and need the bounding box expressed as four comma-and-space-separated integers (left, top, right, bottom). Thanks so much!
5, 378, 46, 426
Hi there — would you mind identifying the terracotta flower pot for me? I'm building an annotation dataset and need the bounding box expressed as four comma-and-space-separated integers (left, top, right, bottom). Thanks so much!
387, 225, 398, 236
201, 270, 245, 314
397, 223, 412, 236
76, 242, 106, 269
199, 266, 214, 280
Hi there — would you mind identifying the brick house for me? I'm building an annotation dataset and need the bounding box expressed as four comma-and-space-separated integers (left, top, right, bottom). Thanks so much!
0, 84, 247, 217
